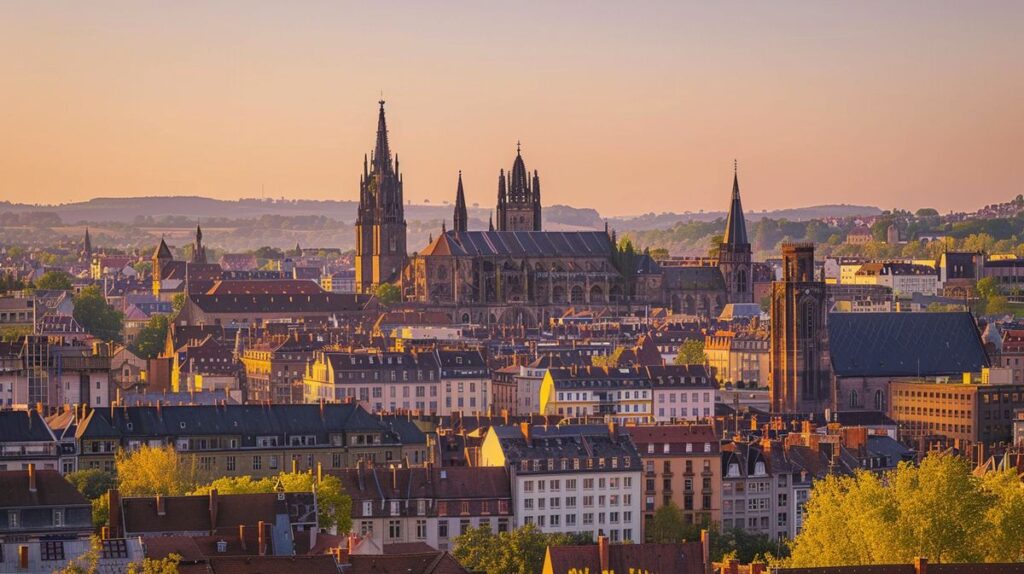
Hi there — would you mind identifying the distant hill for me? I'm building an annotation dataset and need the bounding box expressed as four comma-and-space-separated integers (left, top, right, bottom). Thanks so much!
0, 196, 880, 227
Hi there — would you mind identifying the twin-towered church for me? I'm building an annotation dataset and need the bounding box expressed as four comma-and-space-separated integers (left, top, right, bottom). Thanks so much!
355, 101, 753, 325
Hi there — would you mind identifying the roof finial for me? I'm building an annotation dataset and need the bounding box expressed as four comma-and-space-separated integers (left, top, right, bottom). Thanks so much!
734, 158, 738, 176
517, 140, 521, 155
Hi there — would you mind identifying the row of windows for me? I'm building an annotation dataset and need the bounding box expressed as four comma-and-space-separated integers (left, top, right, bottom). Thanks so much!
523, 476, 633, 492
523, 494, 633, 510
518, 457, 633, 472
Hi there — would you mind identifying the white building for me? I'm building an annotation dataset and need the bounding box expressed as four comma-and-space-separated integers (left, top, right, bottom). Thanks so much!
480, 424, 643, 543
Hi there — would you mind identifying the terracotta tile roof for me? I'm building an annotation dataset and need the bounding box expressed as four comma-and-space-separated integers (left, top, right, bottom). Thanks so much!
348, 552, 471, 574
207, 555, 341, 574
545, 541, 705, 574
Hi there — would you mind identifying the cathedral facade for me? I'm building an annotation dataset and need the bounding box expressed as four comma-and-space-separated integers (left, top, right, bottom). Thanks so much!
496, 143, 541, 232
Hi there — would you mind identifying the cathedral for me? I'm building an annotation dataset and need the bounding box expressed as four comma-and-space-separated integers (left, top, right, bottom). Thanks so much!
353, 102, 755, 325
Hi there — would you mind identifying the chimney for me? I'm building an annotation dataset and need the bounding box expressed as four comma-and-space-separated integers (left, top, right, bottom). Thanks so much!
317, 462, 323, 484
258, 520, 267, 556
108, 489, 122, 538
598, 535, 610, 573
520, 421, 531, 442
209, 489, 219, 531
18, 545, 28, 570
392, 466, 399, 490
156, 494, 166, 516
27, 463, 36, 493
915, 556, 928, 574
101, 526, 109, 540
238, 524, 247, 551
292, 459, 298, 474
701, 529, 711, 574
608, 421, 617, 440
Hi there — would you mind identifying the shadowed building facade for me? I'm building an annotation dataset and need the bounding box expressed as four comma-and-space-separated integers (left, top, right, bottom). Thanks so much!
770, 243, 831, 413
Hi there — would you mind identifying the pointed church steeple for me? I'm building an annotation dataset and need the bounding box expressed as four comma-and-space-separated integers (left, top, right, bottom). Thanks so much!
489, 212, 495, 232
374, 100, 392, 174
453, 171, 468, 232
723, 160, 748, 248
192, 221, 207, 264
82, 228, 92, 259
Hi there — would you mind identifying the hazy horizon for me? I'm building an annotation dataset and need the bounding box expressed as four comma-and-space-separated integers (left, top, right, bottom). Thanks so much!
2, 1, 1021, 217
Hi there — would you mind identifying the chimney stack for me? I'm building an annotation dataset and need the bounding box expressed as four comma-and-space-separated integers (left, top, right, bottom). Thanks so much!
598, 535, 610, 573
208, 489, 219, 532
156, 494, 166, 516
701, 529, 711, 574
27, 463, 36, 493
108, 489, 122, 538
520, 421, 531, 442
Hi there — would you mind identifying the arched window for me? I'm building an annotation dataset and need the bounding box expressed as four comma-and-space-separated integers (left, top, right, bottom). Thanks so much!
849, 390, 859, 408
801, 300, 816, 339
736, 268, 747, 293
874, 389, 885, 411
570, 286, 585, 304
589, 285, 604, 303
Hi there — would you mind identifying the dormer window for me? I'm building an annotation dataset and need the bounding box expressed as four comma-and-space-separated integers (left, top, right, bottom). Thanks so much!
727, 463, 740, 478
754, 461, 766, 476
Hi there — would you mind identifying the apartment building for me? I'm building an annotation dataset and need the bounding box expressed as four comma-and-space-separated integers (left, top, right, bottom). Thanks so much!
625, 425, 721, 536
479, 423, 643, 543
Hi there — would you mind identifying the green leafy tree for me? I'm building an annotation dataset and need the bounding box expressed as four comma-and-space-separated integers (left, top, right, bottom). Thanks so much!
374, 283, 401, 306
73, 286, 124, 342
126, 555, 181, 574
674, 339, 706, 365
55, 536, 181, 574
171, 293, 186, 314
648, 501, 687, 543
34, 270, 74, 290
191, 472, 352, 532
115, 445, 201, 496
132, 314, 169, 359
978, 467, 1024, 562
66, 469, 116, 500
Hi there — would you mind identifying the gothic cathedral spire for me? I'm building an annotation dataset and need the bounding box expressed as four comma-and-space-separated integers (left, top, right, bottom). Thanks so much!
718, 160, 753, 303
453, 171, 468, 233
495, 142, 542, 232
355, 100, 407, 294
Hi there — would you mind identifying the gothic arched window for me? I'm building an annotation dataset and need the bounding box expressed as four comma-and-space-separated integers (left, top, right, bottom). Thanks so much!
874, 390, 885, 412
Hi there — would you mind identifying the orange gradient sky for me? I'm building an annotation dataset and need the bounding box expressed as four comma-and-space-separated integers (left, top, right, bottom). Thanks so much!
1, 1, 1021, 216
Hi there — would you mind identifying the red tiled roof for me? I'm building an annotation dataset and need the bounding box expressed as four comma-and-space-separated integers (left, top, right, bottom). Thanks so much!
545, 542, 705, 574
348, 552, 471, 574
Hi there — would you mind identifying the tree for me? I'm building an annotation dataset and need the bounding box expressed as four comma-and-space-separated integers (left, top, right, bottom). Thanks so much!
915, 208, 939, 217
73, 285, 124, 342
55, 537, 181, 574
452, 524, 590, 574
785, 454, 998, 568
674, 339, 706, 366
171, 293, 186, 314
115, 445, 201, 497
592, 346, 626, 368
648, 501, 687, 542
978, 467, 1024, 562
191, 472, 352, 532
707, 234, 724, 258
34, 270, 74, 291
132, 314, 169, 359
374, 283, 401, 306
66, 469, 116, 500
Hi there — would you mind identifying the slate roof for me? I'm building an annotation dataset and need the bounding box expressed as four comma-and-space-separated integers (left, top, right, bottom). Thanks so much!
0, 469, 89, 509
662, 266, 726, 291
76, 403, 394, 442
187, 292, 370, 314
489, 424, 642, 471
0, 409, 56, 443
827, 312, 988, 378
121, 492, 315, 535
422, 231, 614, 258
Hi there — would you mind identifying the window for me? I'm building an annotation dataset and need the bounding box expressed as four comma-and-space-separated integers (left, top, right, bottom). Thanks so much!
101, 539, 129, 559
439, 520, 449, 538
252, 456, 262, 470
363, 501, 373, 516
416, 519, 427, 539
388, 520, 402, 540
42, 541, 65, 561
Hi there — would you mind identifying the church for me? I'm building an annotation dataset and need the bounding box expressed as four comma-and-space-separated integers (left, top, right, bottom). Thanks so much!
354, 102, 752, 325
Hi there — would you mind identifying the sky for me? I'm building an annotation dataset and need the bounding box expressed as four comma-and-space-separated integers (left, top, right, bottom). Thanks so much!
0, 1, 1021, 216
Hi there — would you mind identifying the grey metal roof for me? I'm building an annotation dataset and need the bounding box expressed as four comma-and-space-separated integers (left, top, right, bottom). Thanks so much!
437, 231, 614, 258
827, 312, 988, 378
